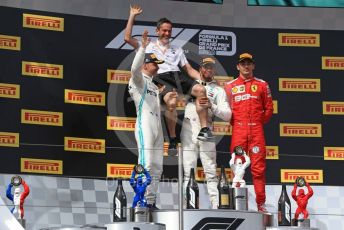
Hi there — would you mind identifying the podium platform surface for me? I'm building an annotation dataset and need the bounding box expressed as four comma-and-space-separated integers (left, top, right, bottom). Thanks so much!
106, 222, 165, 230
152, 209, 266, 230
267, 227, 319, 230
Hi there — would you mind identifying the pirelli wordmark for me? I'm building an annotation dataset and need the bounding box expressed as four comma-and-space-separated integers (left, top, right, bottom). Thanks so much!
21, 109, 63, 126
107, 116, 136, 131
0, 132, 19, 147
65, 89, 105, 106
21, 158, 63, 175
322, 56, 344, 70
196, 167, 232, 182
0, 34, 21, 51
107, 69, 131, 84
281, 169, 323, 183
22, 61, 63, 79
23, 13, 64, 31
0, 83, 20, 99
279, 78, 320, 92
107, 164, 135, 178
214, 76, 233, 88
323, 101, 344, 115
64, 137, 105, 154
324, 147, 344, 160
278, 33, 320, 47
280, 123, 321, 137
266, 146, 279, 160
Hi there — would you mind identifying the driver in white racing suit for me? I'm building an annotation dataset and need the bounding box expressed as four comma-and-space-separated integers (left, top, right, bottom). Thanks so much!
181, 57, 232, 208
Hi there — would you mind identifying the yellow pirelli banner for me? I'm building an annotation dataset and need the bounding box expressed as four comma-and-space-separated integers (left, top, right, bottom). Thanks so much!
23, 13, 64, 31
273, 100, 278, 114
0, 132, 19, 147
214, 76, 233, 88
196, 167, 232, 182
280, 169, 323, 183
280, 123, 321, 137
0, 83, 20, 99
107, 116, 136, 131
279, 78, 320, 92
107, 163, 135, 178
324, 147, 344, 160
65, 89, 105, 106
22, 61, 63, 79
21, 158, 63, 175
0, 34, 21, 51
322, 56, 344, 70
107, 69, 131, 84
266, 146, 279, 159
21, 109, 63, 126
278, 33, 320, 47
213, 121, 231, 136
323, 101, 344, 115
64, 137, 105, 154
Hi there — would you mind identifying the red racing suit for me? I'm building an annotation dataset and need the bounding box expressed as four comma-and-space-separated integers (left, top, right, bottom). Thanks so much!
225, 75, 273, 206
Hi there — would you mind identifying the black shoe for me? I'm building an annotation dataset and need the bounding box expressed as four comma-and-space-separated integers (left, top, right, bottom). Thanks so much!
197, 127, 215, 141
168, 138, 178, 156
148, 203, 159, 210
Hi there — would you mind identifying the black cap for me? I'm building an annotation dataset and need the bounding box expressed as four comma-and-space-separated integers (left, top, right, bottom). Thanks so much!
200, 57, 216, 67
144, 53, 164, 64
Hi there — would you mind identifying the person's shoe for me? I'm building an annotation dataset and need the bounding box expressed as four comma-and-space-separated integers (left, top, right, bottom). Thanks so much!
147, 203, 159, 210
168, 138, 178, 156
257, 203, 269, 213
197, 127, 215, 141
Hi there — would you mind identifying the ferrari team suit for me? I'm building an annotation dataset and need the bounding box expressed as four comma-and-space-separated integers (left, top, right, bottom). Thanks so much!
182, 79, 231, 208
224, 75, 273, 206
129, 47, 163, 205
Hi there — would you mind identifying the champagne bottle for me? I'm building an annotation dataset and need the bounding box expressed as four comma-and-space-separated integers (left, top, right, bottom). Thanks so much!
186, 168, 199, 209
113, 179, 127, 222
218, 166, 231, 209
278, 184, 291, 226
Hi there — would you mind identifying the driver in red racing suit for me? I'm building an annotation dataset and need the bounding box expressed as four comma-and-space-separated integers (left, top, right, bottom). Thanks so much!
225, 53, 273, 212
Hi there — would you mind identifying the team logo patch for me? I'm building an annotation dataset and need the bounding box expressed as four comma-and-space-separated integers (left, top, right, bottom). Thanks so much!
231, 85, 245, 95
251, 84, 258, 92
252, 146, 260, 154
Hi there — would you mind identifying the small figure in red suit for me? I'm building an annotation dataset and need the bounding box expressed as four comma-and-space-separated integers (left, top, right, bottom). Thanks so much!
291, 178, 313, 219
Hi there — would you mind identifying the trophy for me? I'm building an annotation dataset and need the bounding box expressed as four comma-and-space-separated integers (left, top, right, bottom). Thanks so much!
6, 175, 30, 228
129, 164, 152, 222
229, 146, 251, 211
291, 177, 314, 227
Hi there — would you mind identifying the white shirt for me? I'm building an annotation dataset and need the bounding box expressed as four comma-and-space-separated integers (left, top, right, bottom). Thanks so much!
144, 40, 188, 74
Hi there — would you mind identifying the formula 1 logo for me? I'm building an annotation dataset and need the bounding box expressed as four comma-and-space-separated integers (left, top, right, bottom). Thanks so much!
106, 25, 236, 56
192, 217, 244, 230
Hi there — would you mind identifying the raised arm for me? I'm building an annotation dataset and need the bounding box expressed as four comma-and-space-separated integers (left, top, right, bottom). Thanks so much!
124, 4, 142, 49
182, 63, 200, 80
6, 183, 13, 201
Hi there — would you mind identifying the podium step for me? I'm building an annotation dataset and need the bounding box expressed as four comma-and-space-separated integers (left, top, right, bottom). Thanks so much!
152, 209, 266, 230
267, 227, 319, 230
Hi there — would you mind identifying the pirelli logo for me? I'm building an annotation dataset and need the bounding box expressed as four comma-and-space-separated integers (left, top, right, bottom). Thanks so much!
273, 100, 278, 114
23, 13, 64, 31
279, 78, 320, 92
107, 164, 135, 178
213, 121, 231, 136
323, 101, 344, 115
281, 169, 323, 183
22, 61, 63, 79
266, 146, 279, 160
324, 147, 344, 160
21, 109, 63, 126
21, 158, 63, 175
65, 89, 105, 106
214, 76, 233, 88
196, 167, 232, 182
0, 34, 21, 51
322, 56, 344, 70
65, 137, 105, 154
0, 132, 19, 147
107, 70, 131, 84
278, 33, 320, 47
280, 123, 321, 137
0, 83, 20, 99
107, 116, 136, 131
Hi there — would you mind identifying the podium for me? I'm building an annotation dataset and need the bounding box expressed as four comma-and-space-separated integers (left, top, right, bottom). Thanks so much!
151, 209, 267, 230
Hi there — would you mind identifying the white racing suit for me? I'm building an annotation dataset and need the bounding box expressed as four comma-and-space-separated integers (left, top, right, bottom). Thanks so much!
181, 80, 232, 208
129, 47, 163, 205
